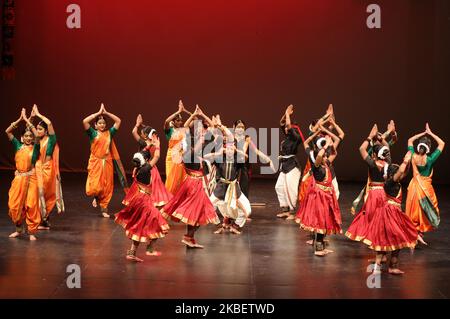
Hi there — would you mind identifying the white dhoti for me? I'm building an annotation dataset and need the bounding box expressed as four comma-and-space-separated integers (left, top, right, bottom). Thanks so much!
275, 167, 301, 211
210, 179, 251, 228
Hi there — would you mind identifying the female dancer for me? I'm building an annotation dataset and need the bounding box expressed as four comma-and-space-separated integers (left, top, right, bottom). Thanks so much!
296, 132, 342, 256
115, 150, 169, 262
161, 119, 220, 248
164, 100, 191, 194
275, 105, 304, 220
364, 152, 418, 275
32, 104, 64, 230
346, 125, 390, 242
83, 103, 128, 218
405, 123, 445, 244
233, 120, 274, 200
6, 109, 41, 240
128, 114, 172, 207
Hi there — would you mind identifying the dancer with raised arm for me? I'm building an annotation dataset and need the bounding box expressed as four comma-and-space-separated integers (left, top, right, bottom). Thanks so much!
115, 150, 169, 262
346, 125, 390, 242
161, 108, 220, 248
5, 108, 41, 240
275, 105, 304, 220
127, 114, 172, 207
405, 123, 445, 244
164, 100, 191, 194
83, 103, 128, 218
32, 104, 64, 230
296, 132, 342, 256
363, 152, 418, 275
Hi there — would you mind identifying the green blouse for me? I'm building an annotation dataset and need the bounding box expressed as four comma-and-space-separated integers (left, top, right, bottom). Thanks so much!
11, 137, 40, 165
408, 145, 441, 177
86, 127, 117, 143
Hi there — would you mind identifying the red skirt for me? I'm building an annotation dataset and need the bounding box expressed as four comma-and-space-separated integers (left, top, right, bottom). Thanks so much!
151, 166, 173, 207
115, 190, 169, 242
122, 180, 138, 206
362, 198, 418, 251
161, 175, 219, 226
346, 188, 385, 241
122, 168, 173, 208
295, 179, 342, 235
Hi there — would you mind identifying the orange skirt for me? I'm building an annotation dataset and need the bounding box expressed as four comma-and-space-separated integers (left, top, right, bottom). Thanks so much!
405, 174, 439, 233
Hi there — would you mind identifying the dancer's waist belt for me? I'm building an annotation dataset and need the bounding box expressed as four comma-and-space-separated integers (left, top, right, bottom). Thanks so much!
219, 178, 237, 184
316, 183, 332, 192
15, 168, 35, 177
138, 186, 151, 195
278, 155, 295, 160
187, 170, 204, 178
387, 199, 401, 208
368, 183, 384, 190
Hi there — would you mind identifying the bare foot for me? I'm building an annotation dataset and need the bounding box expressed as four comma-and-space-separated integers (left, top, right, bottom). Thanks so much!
314, 250, 327, 257
92, 198, 98, 208
276, 212, 290, 218
146, 250, 162, 256
102, 212, 111, 218
306, 239, 314, 245
417, 234, 428, 246
192, 242, 204, 249
214, 227, 225, 234
286, 214, 295, 220
29, 235, 37, 241
388, 268, 405, 275
126, 255, 143, 262
9, 231, 21, 238
323, 249, 334, 254
229, 227, 241, 235
38, 225, 50, 230
181, 238, 195, 248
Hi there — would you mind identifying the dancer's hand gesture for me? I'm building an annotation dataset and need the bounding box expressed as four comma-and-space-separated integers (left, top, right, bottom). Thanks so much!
100, 103, 107, 114
136, 114, 143, 127
425, 123, 432, 135
368, 124, 378, 139
178, 100, 185, 113
327, 103, 334, 115
285, 104, 294, 116
153, 136, 160, 148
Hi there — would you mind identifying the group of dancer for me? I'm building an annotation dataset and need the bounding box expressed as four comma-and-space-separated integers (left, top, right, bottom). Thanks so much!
5, 102, 445, 274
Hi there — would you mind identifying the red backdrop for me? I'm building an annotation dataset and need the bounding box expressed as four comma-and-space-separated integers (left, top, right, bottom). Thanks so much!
0, 0, 449, 183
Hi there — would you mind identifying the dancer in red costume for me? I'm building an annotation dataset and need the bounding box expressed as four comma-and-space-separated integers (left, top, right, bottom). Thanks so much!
346, 125, 391, 242
296, 130, 342, 257
124, 114, 172, 208
161, 107, 220, 248
363, 152, 418, 275
115, 150, 169, 262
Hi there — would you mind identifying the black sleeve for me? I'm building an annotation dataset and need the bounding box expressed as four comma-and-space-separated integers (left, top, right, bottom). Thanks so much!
136, 164, 151, 185
138, 138, 147, 150
364, 155, 376, 168
287, 128, 299, 142
305, 146, 312, 158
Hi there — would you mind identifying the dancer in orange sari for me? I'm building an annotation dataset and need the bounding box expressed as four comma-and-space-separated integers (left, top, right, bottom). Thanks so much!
83, 103, 128, 218
32, 104, 64, 230
405, 123, 445, 244
164, 100, 191, 194
6, 108, 41, 240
